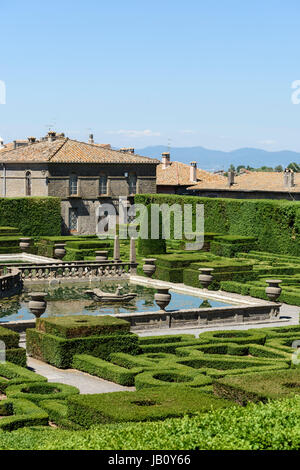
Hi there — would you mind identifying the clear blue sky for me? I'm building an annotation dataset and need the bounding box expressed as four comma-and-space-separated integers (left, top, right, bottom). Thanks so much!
1, 0, 300, 152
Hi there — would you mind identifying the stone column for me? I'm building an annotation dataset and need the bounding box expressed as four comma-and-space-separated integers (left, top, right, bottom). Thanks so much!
114, 235, 121, 262
129, 238, 137, 274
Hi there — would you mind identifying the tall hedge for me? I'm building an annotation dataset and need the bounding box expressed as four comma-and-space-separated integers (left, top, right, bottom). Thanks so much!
0, 197, 61, 236
135, 194, 300, 256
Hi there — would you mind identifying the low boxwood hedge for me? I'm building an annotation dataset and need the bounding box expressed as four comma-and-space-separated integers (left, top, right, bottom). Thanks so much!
67, 387, 232, 427
39, 400, 83, 430
36, 315, 130, 339
0, 398, 48, 431
26, 329, 140, 368
0, 326, 20, 349
6, 348, 27, 367
72, 354, 142, 386
0, 362, 47, 392
6, 382, 79, 404
214, 369, 300, 405
134, 369, 212, 390
198, 329, 266, 345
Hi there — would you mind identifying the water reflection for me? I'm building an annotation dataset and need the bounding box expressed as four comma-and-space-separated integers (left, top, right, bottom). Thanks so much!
0, 280, 231, 322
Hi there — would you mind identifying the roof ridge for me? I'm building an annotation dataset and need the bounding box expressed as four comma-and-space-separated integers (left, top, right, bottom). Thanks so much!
47, 138, 69, 161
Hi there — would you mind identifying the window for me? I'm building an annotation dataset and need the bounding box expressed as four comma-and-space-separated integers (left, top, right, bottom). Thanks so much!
69, 208, 78, 232
69, 174, 78, 196
99, 174, 107, 194
25, 171, 31, 196
128, 173, 137, 194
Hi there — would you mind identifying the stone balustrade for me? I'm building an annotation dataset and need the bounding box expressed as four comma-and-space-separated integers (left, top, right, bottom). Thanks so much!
15, 261, 138, 282
0, 267, 22, 298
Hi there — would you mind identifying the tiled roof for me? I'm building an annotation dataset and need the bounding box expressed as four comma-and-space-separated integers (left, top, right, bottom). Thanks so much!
156, 161, 225, 187
0, 138, 160, 165
187, 171, 300, 193
0, 141, 28, 153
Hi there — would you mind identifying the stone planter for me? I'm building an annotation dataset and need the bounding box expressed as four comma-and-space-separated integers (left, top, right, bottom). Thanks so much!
265, 279, 282, 302
142, 259, 157, 278
154, 288, 171, 311
19, 237, 31, 253
95, 250, 108, 262
198, 268, 214, 289
28, 292, 47, 318
54, 243, 66, 260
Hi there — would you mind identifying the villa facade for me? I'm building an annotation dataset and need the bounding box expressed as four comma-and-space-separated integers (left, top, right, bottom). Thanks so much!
0, 132, 159, 234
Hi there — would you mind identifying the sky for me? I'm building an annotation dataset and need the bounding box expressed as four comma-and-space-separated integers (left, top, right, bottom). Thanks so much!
1, 0, 300, 152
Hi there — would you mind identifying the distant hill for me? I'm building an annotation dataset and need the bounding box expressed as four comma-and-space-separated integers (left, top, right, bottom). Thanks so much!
135, 145, 300, 171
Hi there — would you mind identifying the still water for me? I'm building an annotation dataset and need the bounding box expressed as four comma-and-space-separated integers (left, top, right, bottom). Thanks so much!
0, 280, 231, 322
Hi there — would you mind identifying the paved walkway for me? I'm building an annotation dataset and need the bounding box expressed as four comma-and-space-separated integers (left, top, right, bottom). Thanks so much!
27, 357, 135, 394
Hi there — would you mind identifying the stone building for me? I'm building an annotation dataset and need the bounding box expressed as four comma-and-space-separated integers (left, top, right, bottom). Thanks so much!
0, 132, 159, 234
186, 169, 300, 201
156, 152, 225, 194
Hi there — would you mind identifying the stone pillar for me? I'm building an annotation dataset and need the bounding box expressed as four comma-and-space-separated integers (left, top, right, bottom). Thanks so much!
130, 238, 137, 274
130, 238, 136, 263
114, 235, 120, 262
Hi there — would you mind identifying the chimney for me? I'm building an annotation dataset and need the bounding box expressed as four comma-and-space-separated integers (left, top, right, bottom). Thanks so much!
120, 148, 134, 154
13, 140, 17, 149
161, 152, 171, 169
228, 170, 235, 186
28, 137, 36, 144
0, 139, 4, 149
190, 161, 197, 183
47, 131, 56, 142
284, 168, 295, 188
88, 134, 94, 144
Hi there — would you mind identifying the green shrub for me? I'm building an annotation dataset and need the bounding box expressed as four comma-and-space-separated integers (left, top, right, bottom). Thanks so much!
0, 326, 20, 349
0, 399, 48, 431
26, 329, 140, 368
0, 198, 61, 236
137, 204, 166, 255
3, 397, 300, 449
214, 369, 300, 405
198, 329, 266, 345
67, 387, 232, 427
39, 400, 83, 430
135, 194, 300, 256
6, 348, 27, 367
36, 315, 130, 339
134, 369, 212, 390
6, 382, 79, 405
72, 354, 142, 386
0, 362, 47, 392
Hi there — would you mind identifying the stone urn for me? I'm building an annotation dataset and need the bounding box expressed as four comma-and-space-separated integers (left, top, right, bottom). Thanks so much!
154, 288, 171, 311
28, 292, 47, 318
198, 268, 214, 289
95, 250, 108, 262
54, 243, 66, 260
265, 279, 282, 302
19, 237, 31, 253
142, 259, 157, 278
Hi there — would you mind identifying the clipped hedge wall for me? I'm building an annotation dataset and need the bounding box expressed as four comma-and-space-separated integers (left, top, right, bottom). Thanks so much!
0, 398, 48, 431
6, 382, 79, 405
26, 329, 140, 368
0, 197, 61, 236
135, 194, 300, 256
66, 387, 232, 427
214, 369, 300, 405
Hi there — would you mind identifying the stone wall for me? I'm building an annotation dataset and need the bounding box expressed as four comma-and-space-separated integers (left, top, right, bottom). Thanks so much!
0, 164, 48, 197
